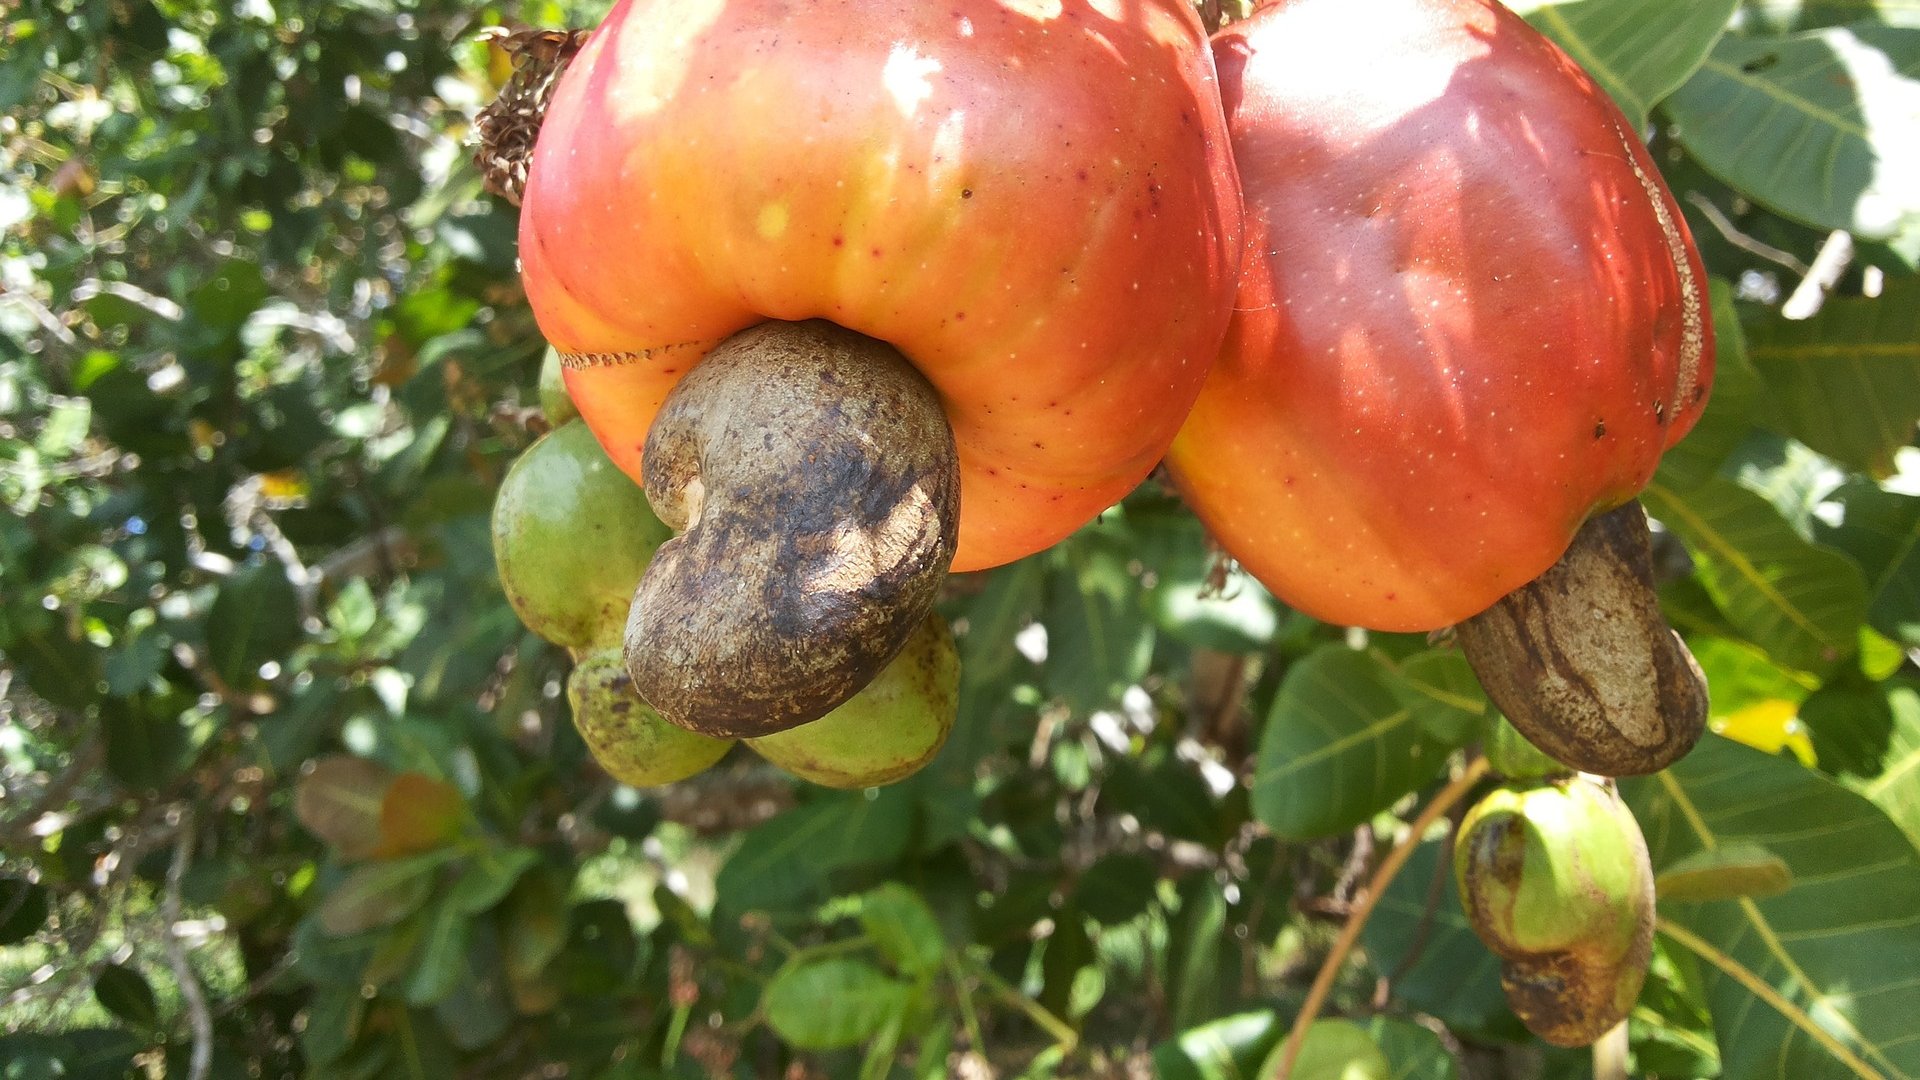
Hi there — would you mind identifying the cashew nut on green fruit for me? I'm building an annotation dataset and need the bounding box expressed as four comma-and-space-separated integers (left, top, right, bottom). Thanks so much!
1454, 776, 1656, 1047
567, 648, 733, 788
490, 421, 672, 651
745, 615, 959, 790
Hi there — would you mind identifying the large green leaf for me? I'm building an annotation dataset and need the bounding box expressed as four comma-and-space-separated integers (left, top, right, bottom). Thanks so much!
1508, 0, 1740, 124
1745, 278, 1920, 476
1151, 1010, 1282, 1080
1664, 26, 1920, 240
1627, 736, 1920, 1080
1043, 528, 1155, 713
1363, 840, 1514, 1038
712, 788, 915, 919
1737, 0, 1920, 33
1251, 646, 1452, 840
1847, 678, 1920, 846
763, 956, 909, 1051
1644, 476, 1869, 673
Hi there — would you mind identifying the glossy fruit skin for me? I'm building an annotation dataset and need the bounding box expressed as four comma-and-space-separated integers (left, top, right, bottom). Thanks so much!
567, 648, 733, 786
745, 616, 958, 789
519, 0, 1243, 573
1454, 777, 1656, 1047
490, 421, 673, 649
1167, 0, 1713, 631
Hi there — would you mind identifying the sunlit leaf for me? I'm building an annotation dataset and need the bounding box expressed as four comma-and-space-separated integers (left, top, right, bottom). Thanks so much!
1508, 0, 1739, 124
1627, 735, 1920, 1079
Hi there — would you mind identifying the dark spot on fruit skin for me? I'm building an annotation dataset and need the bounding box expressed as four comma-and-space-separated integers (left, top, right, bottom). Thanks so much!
961, 188, 973, 199
1594, 420, 1607, 439
1653, 400, 1666, 424
831, 235, 844, 247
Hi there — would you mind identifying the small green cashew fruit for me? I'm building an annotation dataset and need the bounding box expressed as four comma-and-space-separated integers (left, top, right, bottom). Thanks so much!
1453, 776, 1656, 1047
537, 346, 579, 427
491, 421, 672, 649
745, 616, 958, 789
1485, 713, 1575, 783
568, 648, 733, 786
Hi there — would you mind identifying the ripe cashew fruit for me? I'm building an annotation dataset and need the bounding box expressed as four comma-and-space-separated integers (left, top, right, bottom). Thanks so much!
1454, 777, 1656, 1047
515, 0, 1243, 736
1168, 0, 1713, 633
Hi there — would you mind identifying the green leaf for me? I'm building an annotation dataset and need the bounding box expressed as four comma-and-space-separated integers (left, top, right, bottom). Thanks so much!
1389, 650, 1489, 749
1363, 841, 1513, 1037
1252, 646, 1450, 839
1746, 278, 1920, 476
1737, 0, 1920, 34
1167, 876, 1235, 1033
1846, 678, 1920, 847
763, 956, 909, 1051
0, 875, 51, 945
858, 883, 945, 978
714, 789, 914, 918
447, 846, 538, 916
1073, 853, 1159, 927
1656, 843, 1795, 900
318, 853, 450, 937
1509, 0, 1740, 124
1367, 1016, 1461, 1080
91, 963, 158, 1030
1644, 476, 1869, 673
1043, 529, 1154, 713
1665, 26, 1920, 240
1151, 1011, 1282, 1080
1626, 735, 1920, 1080
403, 899, 469, 1006
205, 561, 301, 689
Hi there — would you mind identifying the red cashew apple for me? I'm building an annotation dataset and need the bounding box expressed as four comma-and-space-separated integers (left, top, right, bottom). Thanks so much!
517, 0, 1243, 736
1168, 0, 1713, 635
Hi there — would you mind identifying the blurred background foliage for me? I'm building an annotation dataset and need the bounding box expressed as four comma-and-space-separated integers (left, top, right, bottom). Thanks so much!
0, 0, 1917, 1077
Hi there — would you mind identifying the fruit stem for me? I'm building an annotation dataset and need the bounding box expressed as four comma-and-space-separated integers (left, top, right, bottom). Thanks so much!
475, 27, 590, 205
625, 320, 960, 738
1272, 756, 1491, 1080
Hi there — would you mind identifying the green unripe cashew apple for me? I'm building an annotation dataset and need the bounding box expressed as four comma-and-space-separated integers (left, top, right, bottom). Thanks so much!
1454, 777, 1656, 1047
568, 648, 733, 787
491, 421, 672, 649
1167, 0, 1713, 776
515, 0, 1243, 738
1485, 714, 1574, 784
745, 616, 958, 790
537, 346, 579, 427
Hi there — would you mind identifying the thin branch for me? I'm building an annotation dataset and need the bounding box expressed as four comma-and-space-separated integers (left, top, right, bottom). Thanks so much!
1272, 757, 1490, 1080
1681, 192, 1811, 276
1782, 229, 1855, 320
160, 806, 213, 1080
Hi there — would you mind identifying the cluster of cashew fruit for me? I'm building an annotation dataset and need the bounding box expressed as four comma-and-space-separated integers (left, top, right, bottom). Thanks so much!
493, 373, 960, 789
483, 0, 1712, 1042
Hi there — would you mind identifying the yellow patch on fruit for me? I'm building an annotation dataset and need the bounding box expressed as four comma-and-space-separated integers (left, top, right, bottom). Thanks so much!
1712, 699, 1816, 767
756, 201, 790, 240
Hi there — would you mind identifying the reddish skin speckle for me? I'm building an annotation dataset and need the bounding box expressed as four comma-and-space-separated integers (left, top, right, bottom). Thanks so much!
831, 235, 845, 247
